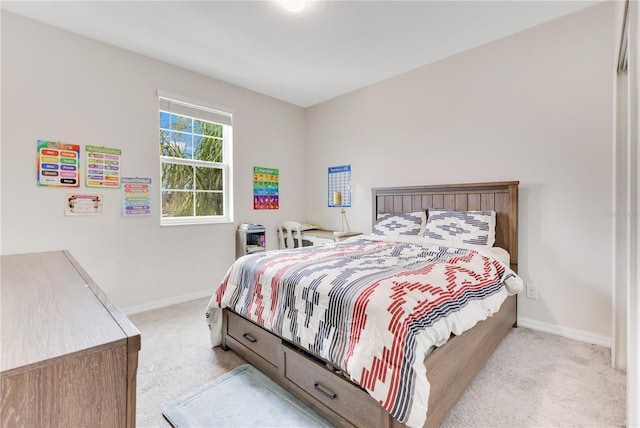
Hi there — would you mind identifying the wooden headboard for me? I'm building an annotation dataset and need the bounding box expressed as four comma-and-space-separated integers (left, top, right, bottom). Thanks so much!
371, 181, 519, 272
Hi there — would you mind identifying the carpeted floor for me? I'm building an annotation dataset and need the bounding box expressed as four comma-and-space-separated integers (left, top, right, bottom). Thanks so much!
130, 297, 626, 428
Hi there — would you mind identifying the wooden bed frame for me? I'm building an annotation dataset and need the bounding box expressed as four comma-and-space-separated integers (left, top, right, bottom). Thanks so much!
220, 181, 519, 428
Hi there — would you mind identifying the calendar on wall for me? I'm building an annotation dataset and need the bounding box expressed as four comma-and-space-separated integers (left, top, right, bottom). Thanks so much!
328, 164, 351, 207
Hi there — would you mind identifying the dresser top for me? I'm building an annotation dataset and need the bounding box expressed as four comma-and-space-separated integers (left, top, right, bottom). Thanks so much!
1, 251, 138, 374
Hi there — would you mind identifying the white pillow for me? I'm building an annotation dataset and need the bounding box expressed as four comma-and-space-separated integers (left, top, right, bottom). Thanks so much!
424, 210, 496, 247
372, 211, 427, 236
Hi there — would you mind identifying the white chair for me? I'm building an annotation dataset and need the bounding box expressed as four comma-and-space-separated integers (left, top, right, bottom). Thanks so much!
277, 221, 303, 249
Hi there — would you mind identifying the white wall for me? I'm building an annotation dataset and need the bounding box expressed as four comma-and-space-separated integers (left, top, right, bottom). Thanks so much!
626, 0, 639, 424
305, 3, 617, 342
614, 69, 628, 368
0, 11, 306, 310
0, 4, 622, 344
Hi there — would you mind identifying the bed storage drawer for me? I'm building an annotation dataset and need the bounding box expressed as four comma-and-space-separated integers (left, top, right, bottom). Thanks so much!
282, 345, 389, 428
225, 311, 280, 369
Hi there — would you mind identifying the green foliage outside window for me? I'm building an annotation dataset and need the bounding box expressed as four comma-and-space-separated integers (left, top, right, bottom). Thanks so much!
160, 112, 226, 218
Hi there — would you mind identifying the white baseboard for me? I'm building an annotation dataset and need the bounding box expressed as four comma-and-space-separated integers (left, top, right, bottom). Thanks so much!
122, 289, 214, 316
122, 294, 612, 348
517, 317, 611, 348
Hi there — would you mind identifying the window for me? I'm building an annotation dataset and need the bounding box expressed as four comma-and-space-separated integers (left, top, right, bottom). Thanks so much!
159, 94, 233, 225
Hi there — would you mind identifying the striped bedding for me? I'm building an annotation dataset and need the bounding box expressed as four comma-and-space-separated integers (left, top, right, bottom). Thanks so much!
206, 235, 523, 428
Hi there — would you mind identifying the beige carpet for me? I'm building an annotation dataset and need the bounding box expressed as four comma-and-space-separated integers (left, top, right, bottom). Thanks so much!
130, 297, 625, 428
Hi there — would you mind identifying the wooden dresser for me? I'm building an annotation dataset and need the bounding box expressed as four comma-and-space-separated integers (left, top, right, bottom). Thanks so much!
0, 251, 141, 428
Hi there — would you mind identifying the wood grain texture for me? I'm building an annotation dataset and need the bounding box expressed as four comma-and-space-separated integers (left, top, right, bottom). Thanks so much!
1, 252, 126, 374
1, 345, 128, 428
283, 346, 389, 428
63, 251, 141, 428
223, 311, 279, 380
226, 311, 280, 365
372, 181, 519, 271
1, 251, 140, 428
417, 295, 517, 428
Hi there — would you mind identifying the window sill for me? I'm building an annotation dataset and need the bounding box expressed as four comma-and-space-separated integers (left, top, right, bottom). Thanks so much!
160, 216, 234, 226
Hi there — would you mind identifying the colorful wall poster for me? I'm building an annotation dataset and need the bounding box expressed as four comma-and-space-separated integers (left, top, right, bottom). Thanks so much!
37, 140, 80, 187
253, 166, 279, 210
328, 164, 352, 207
121, 177, 152, 217
65, 193, 103, 215
86, 145, 122, 188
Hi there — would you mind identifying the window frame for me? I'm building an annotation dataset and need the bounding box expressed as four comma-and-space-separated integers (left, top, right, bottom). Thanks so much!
158, 93, 233, 226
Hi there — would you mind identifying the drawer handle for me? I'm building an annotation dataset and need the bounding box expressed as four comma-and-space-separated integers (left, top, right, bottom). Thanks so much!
314, 382, 337, 400
242, 333, 257, 343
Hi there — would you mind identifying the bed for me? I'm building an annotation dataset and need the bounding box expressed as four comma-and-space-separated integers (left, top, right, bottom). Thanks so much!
207, 181, 521, 428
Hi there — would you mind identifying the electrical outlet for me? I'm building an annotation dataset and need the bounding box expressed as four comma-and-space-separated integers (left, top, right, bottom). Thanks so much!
526, 284, 538, 299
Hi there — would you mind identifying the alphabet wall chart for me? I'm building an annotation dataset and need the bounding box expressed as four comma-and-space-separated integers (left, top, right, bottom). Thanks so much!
253, 166, 279, 210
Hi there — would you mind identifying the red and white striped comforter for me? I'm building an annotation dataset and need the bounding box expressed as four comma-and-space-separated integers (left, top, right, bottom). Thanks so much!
206, 235, 523, 428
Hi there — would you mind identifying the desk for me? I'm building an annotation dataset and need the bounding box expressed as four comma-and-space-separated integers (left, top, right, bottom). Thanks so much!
278, 228, 361, 249
300, 229, 361, 245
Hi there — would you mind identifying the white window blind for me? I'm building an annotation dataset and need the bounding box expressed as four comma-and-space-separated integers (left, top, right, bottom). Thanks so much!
158, 97, 232, 127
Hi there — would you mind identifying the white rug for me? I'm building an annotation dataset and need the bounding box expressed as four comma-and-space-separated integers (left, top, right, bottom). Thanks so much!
162, 364, 332, 428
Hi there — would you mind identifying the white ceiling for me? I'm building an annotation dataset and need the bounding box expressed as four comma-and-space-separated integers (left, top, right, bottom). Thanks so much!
1, 0, 600, 107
